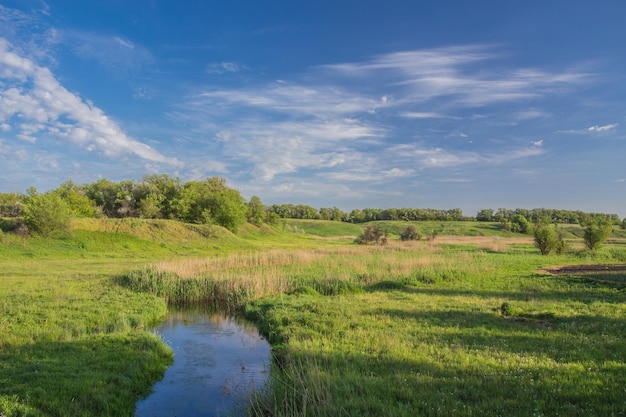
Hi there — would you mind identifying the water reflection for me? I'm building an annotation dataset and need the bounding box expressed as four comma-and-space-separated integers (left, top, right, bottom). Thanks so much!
135, 308, 271, 417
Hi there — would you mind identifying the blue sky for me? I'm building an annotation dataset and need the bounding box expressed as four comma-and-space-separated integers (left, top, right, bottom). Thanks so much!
0, 1, 624, 217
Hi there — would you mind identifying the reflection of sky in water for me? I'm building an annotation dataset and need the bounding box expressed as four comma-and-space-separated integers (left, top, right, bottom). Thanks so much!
135, 310, 271, 417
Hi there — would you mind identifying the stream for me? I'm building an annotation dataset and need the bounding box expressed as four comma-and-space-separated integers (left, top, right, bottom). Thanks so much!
135, 308, 271, 417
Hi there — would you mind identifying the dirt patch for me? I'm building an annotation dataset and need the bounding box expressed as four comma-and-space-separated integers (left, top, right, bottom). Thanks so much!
539, 264, 626, 275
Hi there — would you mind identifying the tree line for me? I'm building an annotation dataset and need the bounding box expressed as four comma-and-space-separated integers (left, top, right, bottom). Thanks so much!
0, 175, 271, 234
1, 175, 624, 236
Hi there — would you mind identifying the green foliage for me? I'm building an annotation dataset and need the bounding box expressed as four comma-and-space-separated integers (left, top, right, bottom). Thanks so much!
582, 219, 613, 250
533, 219, 561, 255
53, 180, 95, 217
23, 193, 71, 236
247, 195, 266, 226
175, 177, 247, 232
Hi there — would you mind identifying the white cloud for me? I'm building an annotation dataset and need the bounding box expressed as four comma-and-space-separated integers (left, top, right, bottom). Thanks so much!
113, 36, 135, 49
382, 167, 415, 177
389, 141, 545, 169
206, 62, 244, 74
173, 44, 589, 189
588, 123, 618, 132
400, 111, 459, 119
0, 38, 181, 166
325, 45, 589, 108
558, 123, 618, 134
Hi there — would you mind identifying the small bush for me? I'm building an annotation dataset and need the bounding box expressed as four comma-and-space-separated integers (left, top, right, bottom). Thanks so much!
354, 226, 386, 245
400, 225, 420, 241
533, 219, 559, 255
582, 220, 613, 251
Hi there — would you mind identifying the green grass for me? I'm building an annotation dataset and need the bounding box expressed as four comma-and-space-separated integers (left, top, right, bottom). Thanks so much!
244, 246, 626, 416
2, 218, 626, 416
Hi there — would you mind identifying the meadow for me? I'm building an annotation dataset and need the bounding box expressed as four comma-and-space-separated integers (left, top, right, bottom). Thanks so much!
1, 218, 626, 416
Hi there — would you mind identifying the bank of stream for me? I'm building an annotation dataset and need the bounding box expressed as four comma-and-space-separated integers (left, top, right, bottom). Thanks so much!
134, 307, 271, 417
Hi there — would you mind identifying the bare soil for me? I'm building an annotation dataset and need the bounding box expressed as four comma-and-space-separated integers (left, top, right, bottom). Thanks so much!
539, 264, 626, 275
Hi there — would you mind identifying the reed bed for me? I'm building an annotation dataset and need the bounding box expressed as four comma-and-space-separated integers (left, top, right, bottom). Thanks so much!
123, 242, 482, 311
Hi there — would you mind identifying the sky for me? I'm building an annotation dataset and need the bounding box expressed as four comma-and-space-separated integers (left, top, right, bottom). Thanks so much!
0, 1, 625, 217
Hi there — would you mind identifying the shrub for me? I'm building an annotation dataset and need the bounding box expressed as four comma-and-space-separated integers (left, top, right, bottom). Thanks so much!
23, 193, 71, 236
582, 220, 613, 251
400, 225, 420, 241
354, 226, 386, 245
533, 219, 559, 255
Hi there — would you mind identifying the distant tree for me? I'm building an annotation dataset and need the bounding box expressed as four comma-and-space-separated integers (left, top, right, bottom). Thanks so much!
53, 180, 95, 217
355, 225, 386, 245
139, 174, 182, 219
621, 218, 626, 230
400, 225, 420, 241
511, 214, 532, 235
212, 190, 247, 232
476, 209, 494, 222
247, 195, 266, 226
533, 218, 559, 255
582, 219, 613, 251
23, 193, 71, 236
347, 209, 365, 223
176, 177, 247, 232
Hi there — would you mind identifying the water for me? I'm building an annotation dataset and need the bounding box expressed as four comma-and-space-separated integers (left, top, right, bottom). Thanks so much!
135, 308, 271, 417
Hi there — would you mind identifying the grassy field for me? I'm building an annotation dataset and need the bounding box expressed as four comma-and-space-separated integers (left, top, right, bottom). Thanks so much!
1, 218, 626, 416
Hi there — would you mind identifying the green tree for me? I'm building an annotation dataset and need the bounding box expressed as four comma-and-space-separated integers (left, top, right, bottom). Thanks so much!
212, 189, 247, 232
533, 219, 559, 255
23, 193, 71, 236
175, 177, 247, 232
247, 196, 266, 226
53, 180, 95, 217
582, 219, 613, 251
511, 214, 532, 235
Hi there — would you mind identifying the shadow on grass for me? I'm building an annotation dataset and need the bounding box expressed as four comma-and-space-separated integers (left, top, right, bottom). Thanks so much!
366, 307, 626, 361
267, 344, 626, 417
0, 332, 171, 417
364, 277, 626, 304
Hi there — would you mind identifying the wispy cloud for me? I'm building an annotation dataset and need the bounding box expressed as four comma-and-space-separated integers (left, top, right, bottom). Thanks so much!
0, 38, 180, 166
388, 140, 545, 169
206, 62, 245, 74
65, 30, 154, 72
171, 45, 583, 186
400, 111, 460, 119
324, 45, 590, 108
588, 123, 618, 132
558, 123, 619, 134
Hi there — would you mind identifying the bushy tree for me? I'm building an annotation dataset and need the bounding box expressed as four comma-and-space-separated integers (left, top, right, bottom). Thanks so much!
53, 180, 95, 217
512, 215, 532, 235
176, 177, 247, 232
533, 218, 566, 255
400, 225, 420, 241
355, 225, 386, 245
23, 193, 71, 236
247, 196, 266, 226
582, 219, 613, 251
